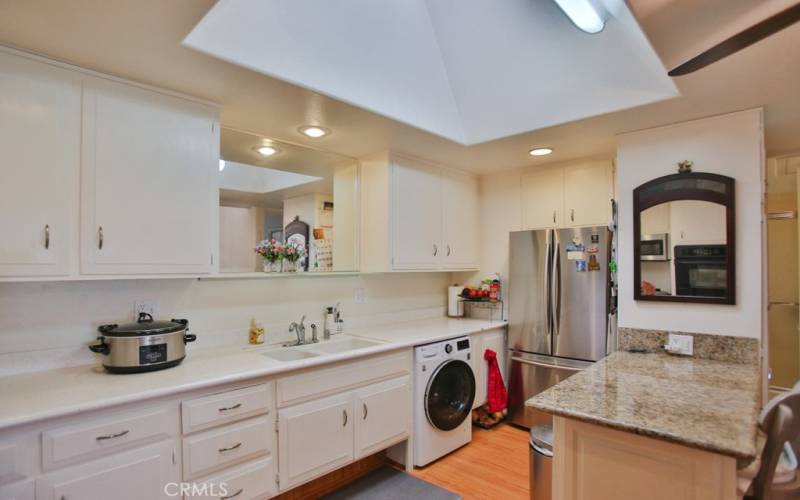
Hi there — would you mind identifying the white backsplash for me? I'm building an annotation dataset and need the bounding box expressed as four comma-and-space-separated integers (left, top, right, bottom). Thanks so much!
0, 273, 451, 375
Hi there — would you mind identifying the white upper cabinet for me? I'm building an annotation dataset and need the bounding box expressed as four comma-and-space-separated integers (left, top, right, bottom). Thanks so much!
442, 171, 479, 269
563, 160, 613, 227
0, 53, 80, 277
392, 158, 443, 270
80, 77, 219, 274
361, 152, 479, 272
522, 168, 564, 230
522, 160, 614, 230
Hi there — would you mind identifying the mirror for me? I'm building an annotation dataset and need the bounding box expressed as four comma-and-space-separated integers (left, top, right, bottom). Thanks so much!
633, 172, 735, 304
218, 128, 359, 273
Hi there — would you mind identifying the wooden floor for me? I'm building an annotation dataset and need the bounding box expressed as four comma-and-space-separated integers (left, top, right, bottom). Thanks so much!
410, 424, 530, 500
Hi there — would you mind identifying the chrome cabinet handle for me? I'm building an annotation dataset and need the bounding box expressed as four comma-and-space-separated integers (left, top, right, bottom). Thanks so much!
570, 209, 575, 222
218, 403, 242, 412
553, 210, 556, 223
218, 442, 242, 453
98, 226, 104, 250
221, 489, 243, 499
433, 244, 438, 256
363, 403, 368, 420
342, 409, 348, 427
44, 224, 50, 250
446, 244, 451, 256
96, 429, 129, 441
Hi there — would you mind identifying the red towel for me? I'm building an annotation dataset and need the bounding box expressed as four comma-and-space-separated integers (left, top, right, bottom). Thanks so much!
484, 349, 508, 413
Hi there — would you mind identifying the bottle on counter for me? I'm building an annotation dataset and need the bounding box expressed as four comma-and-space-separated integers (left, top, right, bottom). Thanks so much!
249, 318, 265, 345
490, 275, 501, 303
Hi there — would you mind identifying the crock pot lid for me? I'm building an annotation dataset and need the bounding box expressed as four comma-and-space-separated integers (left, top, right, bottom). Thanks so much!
98, 313, 187, 336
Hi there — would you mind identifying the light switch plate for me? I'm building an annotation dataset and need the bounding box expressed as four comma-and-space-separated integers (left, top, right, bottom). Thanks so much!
134, 300, 158, 318
665, 333, 693, 356
354, 287, 367, 304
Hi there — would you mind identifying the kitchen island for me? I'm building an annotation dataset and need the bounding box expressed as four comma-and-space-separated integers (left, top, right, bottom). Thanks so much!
527, 350, 761, 500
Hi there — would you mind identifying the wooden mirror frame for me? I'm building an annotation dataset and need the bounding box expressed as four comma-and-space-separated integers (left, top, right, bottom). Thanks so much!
633, 172, 736, 305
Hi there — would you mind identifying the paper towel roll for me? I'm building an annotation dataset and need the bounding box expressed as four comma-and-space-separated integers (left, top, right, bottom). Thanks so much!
448, 286, 464, 317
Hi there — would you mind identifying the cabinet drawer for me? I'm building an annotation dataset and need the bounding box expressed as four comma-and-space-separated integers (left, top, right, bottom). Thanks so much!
0, 442, 28, 486
185, 457, 276, 500
42, 406, 172, 470
182, 416, 272, 480
182, 384, 273, 434
277, 350, 411, 408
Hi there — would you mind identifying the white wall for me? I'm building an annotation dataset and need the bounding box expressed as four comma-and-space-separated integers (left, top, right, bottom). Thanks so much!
616, 109, 764, 338
0, 273, 451, 375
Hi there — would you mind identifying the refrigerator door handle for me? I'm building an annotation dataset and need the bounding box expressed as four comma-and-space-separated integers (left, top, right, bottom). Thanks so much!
510, 356, 586, 372
544, 231, 552, 346
551, 231, 561, 340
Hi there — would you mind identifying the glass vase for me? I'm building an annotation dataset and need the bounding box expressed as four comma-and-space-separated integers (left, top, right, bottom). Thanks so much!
284, 260, 297, 273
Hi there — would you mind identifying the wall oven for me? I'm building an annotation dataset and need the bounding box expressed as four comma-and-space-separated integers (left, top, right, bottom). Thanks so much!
640, 233, 670, 261
674, 245, 727, 297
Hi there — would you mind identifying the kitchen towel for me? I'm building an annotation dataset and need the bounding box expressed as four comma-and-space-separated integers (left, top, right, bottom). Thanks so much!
484, 349, 508, 413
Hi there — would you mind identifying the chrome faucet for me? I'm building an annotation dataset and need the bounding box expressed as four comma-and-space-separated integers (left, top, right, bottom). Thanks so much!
286, 315, 306, 346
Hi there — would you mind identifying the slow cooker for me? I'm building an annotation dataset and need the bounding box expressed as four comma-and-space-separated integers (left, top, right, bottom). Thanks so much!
89, 312, 196, 373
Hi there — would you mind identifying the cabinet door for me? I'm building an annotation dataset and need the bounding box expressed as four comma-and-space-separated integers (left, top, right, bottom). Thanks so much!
442, 171, 479, 269
277, 392, 353, 490
563, 161, 613, 227
0, 52, 80, 277
36, 440, 177, 500
80, 78, 218, 275
522, 168, 564, 230
354, 376, 410, 459
391, 159, 442, 269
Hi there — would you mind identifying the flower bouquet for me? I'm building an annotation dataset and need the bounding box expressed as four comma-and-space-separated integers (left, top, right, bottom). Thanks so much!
255, 239, 283, 273
282, 240, 307, 272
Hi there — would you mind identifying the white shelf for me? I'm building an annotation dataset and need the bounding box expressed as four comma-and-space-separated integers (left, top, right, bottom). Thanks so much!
199, 271, 362, 281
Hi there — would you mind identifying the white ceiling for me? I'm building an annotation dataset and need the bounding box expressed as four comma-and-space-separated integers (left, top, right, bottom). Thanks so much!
184, 0, 677, 145
0, 0, 798, 173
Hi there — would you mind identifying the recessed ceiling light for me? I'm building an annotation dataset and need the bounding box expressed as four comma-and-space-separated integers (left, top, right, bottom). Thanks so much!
529, 147, 554, 156
298, 125, 331, 138
253, 145, 280, 157
553, 0, 608, 34
218, 159, 226, 171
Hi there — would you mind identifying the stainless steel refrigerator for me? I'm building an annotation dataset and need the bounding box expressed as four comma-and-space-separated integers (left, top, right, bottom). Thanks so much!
507, 226, 613, 429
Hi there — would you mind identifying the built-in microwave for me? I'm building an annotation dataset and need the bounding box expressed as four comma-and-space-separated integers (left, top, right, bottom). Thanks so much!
640, 233, 670, 261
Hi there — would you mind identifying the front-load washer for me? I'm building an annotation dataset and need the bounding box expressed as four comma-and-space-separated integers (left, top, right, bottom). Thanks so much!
414, 336, 476, 466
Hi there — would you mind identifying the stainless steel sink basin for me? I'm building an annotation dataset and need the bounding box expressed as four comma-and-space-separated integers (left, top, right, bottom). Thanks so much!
262, 349, 319, 362
313, 338, 383, 354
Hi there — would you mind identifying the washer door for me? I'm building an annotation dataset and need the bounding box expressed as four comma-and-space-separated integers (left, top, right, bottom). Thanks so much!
424, 359, 476, 431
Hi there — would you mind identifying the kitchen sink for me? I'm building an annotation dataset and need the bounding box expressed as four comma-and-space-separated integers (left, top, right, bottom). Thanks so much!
312, 338, 383, 354
261, 349, 319, 362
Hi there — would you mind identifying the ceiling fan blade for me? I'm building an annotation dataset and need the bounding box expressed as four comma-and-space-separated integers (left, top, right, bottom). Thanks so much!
668, 2, 800, 76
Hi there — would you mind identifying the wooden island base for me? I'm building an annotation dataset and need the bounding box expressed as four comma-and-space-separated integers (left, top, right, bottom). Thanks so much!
552, 416, 738, 500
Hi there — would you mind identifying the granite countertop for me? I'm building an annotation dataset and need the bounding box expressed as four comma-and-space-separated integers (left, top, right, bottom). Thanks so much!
0, 317, 506, 431
527, 351, 761, 459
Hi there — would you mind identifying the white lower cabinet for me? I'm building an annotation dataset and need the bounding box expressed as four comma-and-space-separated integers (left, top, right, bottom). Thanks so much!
35, 440, 178, 500
354, 376, 411, 459
277, 373, 411, 491
277, 392, 354, 491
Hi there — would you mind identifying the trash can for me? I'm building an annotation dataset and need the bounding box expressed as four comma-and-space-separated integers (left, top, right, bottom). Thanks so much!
529, 424, 553, 500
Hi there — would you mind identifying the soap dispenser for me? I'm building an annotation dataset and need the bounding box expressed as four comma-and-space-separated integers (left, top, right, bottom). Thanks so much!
323, 307, 334, 340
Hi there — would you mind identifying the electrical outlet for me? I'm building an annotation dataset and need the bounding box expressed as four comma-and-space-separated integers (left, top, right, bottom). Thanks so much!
354, 287, 367, 304
665, 333, 693, 356
134, 300, 158, 318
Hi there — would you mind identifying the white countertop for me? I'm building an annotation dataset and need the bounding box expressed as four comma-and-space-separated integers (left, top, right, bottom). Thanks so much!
0, 317, 505, 431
